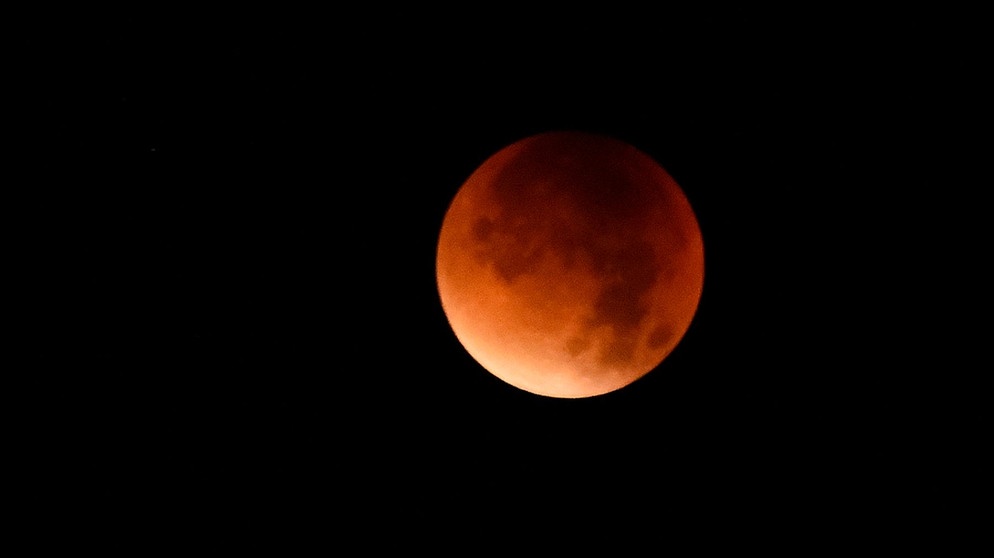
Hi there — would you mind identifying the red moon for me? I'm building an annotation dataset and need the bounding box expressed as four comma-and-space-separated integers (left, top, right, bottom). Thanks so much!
436, 131, 704, 398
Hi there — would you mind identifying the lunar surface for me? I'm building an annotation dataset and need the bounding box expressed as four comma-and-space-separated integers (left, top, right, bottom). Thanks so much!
436, 131, 704, 398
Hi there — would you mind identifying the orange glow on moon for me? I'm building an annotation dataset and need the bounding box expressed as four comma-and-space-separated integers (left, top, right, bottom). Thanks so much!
436, 131, 704, 398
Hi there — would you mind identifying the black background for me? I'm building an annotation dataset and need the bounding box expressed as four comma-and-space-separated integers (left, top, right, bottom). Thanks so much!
22, 6, 989, 544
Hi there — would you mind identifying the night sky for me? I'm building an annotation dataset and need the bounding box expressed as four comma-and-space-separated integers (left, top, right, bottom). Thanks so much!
27, 7, 988, 542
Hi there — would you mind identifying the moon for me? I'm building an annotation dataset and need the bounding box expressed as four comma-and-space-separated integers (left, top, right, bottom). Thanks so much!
436, 131, 704, 398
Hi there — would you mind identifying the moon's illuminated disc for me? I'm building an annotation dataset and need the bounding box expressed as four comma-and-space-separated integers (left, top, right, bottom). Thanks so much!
436, 131, 704, 398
